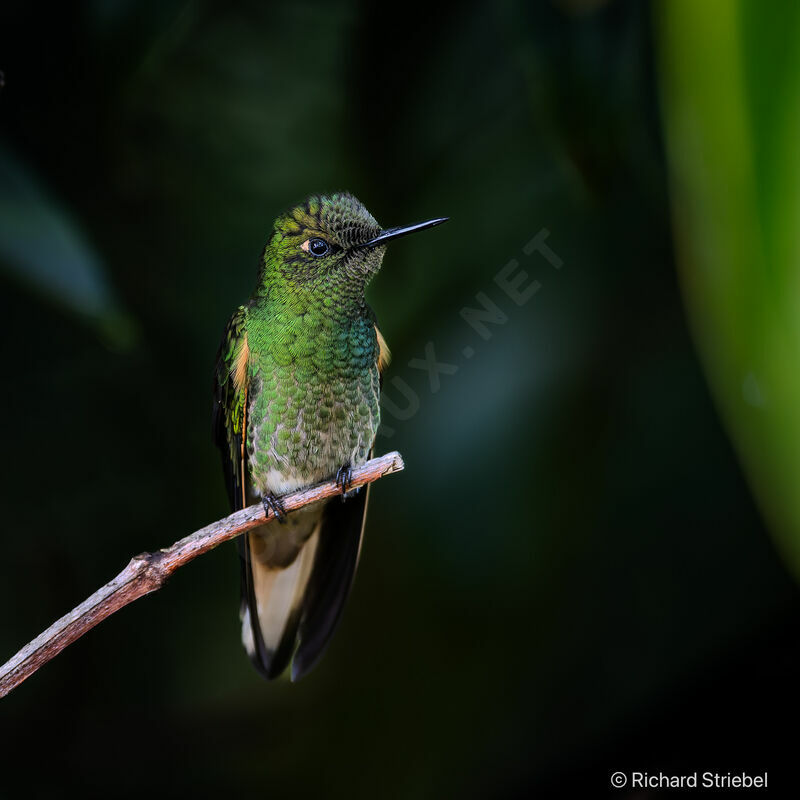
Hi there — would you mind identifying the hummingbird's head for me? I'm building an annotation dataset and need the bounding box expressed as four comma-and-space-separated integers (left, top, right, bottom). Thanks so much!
258, 192, 446, 300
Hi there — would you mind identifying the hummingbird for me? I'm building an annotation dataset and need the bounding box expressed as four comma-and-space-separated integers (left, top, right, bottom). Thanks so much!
212, 192, 447, 681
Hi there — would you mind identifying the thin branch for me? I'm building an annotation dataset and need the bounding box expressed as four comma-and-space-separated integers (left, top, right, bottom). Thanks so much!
0, 451, 404, 699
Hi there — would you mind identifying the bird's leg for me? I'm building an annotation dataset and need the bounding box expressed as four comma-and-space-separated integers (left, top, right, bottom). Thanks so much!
262, 492, 287, 523
336, 463, 354, 502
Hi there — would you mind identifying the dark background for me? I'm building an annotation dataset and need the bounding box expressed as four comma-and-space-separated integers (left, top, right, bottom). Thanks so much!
1, 1, 797, 797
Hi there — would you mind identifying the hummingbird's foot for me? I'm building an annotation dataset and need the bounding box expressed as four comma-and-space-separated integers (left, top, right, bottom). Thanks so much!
336, 463, 353, 502
262, 492, 287, 523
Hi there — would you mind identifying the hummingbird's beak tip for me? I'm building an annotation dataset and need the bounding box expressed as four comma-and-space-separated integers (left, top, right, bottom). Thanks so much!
358, 216, 449, 248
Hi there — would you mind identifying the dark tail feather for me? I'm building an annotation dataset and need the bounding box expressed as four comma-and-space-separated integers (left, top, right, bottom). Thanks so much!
291, 485, 370, 681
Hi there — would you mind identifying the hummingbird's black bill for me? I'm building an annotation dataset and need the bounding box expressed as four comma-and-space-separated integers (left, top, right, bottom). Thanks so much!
357, 217, 449, 248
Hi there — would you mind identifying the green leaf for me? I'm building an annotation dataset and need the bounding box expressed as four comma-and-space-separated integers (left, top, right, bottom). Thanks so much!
0, 140, 136, 348
656, 0, 800, 578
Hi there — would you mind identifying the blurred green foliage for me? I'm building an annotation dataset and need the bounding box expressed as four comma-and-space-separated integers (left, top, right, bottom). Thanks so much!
0, 140, 135, 347
657, 0, 800, 578
0, 1, 797, 797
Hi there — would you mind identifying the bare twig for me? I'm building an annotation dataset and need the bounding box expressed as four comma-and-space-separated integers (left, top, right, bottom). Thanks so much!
0, 451, 405, 699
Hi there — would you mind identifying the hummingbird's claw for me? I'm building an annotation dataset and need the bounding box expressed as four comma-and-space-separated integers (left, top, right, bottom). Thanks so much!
336, 463, 353, 501
262, 492, 288, 523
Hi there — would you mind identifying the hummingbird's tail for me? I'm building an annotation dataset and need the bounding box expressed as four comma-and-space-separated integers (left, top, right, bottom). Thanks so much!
239, 507, 321, 679
239, 487, 368, 680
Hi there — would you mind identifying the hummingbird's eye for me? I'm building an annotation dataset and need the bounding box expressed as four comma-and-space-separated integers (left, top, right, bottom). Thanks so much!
307, 237, 330, 257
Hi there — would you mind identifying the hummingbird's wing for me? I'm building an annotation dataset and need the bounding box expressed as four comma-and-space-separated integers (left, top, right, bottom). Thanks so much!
212, 305, 250, 511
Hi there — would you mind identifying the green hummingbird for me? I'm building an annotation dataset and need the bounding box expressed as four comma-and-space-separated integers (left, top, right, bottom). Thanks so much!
212, 192, 446, 681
